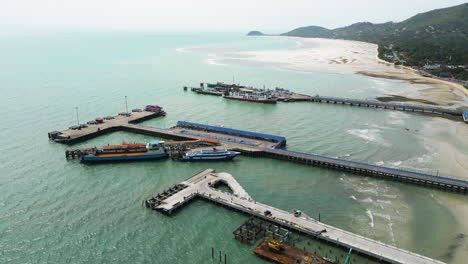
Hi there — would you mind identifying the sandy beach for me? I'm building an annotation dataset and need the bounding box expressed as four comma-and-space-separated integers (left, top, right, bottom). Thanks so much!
236, 37, 468, 106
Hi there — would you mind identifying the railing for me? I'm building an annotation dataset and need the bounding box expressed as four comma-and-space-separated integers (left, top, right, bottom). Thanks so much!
311, 95, 462, 114
265, 148, 468, 185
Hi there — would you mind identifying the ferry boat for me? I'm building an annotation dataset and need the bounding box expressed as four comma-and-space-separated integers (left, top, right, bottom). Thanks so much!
223, 89, 277, 104
179, 148, 240, 162
81, 140, 168, 163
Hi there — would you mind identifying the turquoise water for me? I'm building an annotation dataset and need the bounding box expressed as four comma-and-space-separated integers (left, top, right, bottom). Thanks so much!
1, 30, 467, 263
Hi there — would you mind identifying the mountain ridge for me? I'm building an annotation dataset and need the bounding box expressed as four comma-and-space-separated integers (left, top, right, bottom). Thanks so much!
250, 3, 468, 66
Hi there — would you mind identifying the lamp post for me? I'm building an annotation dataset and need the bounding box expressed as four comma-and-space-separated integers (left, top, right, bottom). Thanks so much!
75, 107, 79, 126
125, 96, 128, 114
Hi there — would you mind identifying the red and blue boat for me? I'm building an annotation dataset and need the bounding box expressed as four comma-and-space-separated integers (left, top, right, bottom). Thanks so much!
81, 140, 168, 163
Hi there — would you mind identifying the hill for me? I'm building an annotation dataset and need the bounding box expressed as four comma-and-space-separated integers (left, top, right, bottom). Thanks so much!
281, 26, 332, 38
260, 3, 468, 66
247, 31, 266, 36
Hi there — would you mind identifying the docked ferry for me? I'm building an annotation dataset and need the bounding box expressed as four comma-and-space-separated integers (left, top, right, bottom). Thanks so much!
179, 148, 240, 161
223, 90, 277, 104
81, 140, 168, 163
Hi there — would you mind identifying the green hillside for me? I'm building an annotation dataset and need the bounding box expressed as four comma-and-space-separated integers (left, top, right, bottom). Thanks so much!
274, 3, 468, 65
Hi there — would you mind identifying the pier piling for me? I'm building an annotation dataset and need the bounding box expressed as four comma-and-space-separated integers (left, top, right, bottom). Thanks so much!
145, 169, 445, 264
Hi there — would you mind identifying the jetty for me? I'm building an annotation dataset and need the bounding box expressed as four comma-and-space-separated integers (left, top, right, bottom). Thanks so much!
185, 82, 467, 120
52, 118, 468, 193
48, 106, 166, 144
262, 148, 468, 194
309, 95, 463, 117
144, 169, 445, 264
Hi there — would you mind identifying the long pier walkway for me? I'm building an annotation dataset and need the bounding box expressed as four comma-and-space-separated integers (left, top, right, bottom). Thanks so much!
187, 82, 466, 120
309, 95, 463, 117
263, 148, 468, 193
145, 169, 445, 264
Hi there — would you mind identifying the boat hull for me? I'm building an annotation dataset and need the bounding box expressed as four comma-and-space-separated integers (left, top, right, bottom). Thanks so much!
223, 96, 277, 104
180, 155, 238, 162
179, 150, 240, 162
81, 153, 168, 163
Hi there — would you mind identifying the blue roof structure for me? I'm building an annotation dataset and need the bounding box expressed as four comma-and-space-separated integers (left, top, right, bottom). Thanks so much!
176, 121, 286, 143
150, 140, 160, 145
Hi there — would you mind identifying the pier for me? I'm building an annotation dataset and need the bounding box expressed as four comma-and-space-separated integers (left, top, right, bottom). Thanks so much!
262, 148, 468, 194
186, 82, 467, 120
145, 169, 445, 264
53, 119, 468, 194
48, 107, 166, 144
309, 95, 464, 117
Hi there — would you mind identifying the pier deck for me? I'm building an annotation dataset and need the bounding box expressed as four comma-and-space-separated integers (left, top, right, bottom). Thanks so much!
54, 119, 468, 193
120, 124, 276, 152
188, 83, 466, 119
309, 95, 464, 118
263, 148, 468, 193
145, 169, 445, 264
49, 110, 165, 144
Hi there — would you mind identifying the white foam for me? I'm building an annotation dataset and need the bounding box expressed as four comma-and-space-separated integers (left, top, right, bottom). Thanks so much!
366, 209, 374, 228
388, 223, 396, 244
361, 197, 374, 203
204, 58, 226, 66
377, 199, 392, 205
389, 161, 403, 167
350, 195, 357, 200
381, 194, 398, 199
357, 188, 379, 195
386, 111, 410, 125
347, 128, 388, 146
373, 212, 392, 221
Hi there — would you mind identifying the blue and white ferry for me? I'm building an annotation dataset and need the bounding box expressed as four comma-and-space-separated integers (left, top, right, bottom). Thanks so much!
179, 148, 240, 162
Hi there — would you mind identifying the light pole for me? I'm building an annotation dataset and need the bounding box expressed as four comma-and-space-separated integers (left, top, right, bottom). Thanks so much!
75, 107, 79, 126
125, 96, 128, 114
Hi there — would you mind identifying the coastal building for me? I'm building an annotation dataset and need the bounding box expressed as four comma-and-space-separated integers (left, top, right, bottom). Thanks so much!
422, 64, 441, 70
439, 72, 453, 78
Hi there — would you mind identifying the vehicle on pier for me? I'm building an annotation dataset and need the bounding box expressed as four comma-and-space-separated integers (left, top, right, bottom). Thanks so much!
179, 148, 240, 161
80, 140, 168, 163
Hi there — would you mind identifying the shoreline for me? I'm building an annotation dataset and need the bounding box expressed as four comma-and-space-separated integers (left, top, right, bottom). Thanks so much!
238, 36, 468, 106
371, 52, 468, 97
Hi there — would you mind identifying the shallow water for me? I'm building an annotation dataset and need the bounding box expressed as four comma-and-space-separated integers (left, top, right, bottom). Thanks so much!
0, 30, 467, 264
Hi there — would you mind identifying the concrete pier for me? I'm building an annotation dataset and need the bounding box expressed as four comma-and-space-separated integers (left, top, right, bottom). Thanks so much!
188, 83, 466, 119
54, 119, 468, 194
49, 109, 166, 144
309, 95, 464, 118
262, 148, 468, 194
145, 169, 445, 264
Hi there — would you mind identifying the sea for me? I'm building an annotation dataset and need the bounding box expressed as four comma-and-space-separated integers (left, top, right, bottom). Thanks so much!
1, 30, 467, 264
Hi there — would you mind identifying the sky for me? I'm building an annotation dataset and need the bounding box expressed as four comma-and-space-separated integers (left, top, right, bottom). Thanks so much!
2, 0, 467, 32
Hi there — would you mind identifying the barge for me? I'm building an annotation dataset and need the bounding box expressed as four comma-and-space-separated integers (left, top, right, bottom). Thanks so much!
80, 140, 168, 163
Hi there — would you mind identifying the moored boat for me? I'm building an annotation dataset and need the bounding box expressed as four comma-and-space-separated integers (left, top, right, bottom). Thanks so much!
223, 89, 277, 104
81, 140, 168, 163
179, 148, 240, 162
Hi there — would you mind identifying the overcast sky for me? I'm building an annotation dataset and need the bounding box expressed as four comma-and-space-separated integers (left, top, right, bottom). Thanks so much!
2, 0, 467, 32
